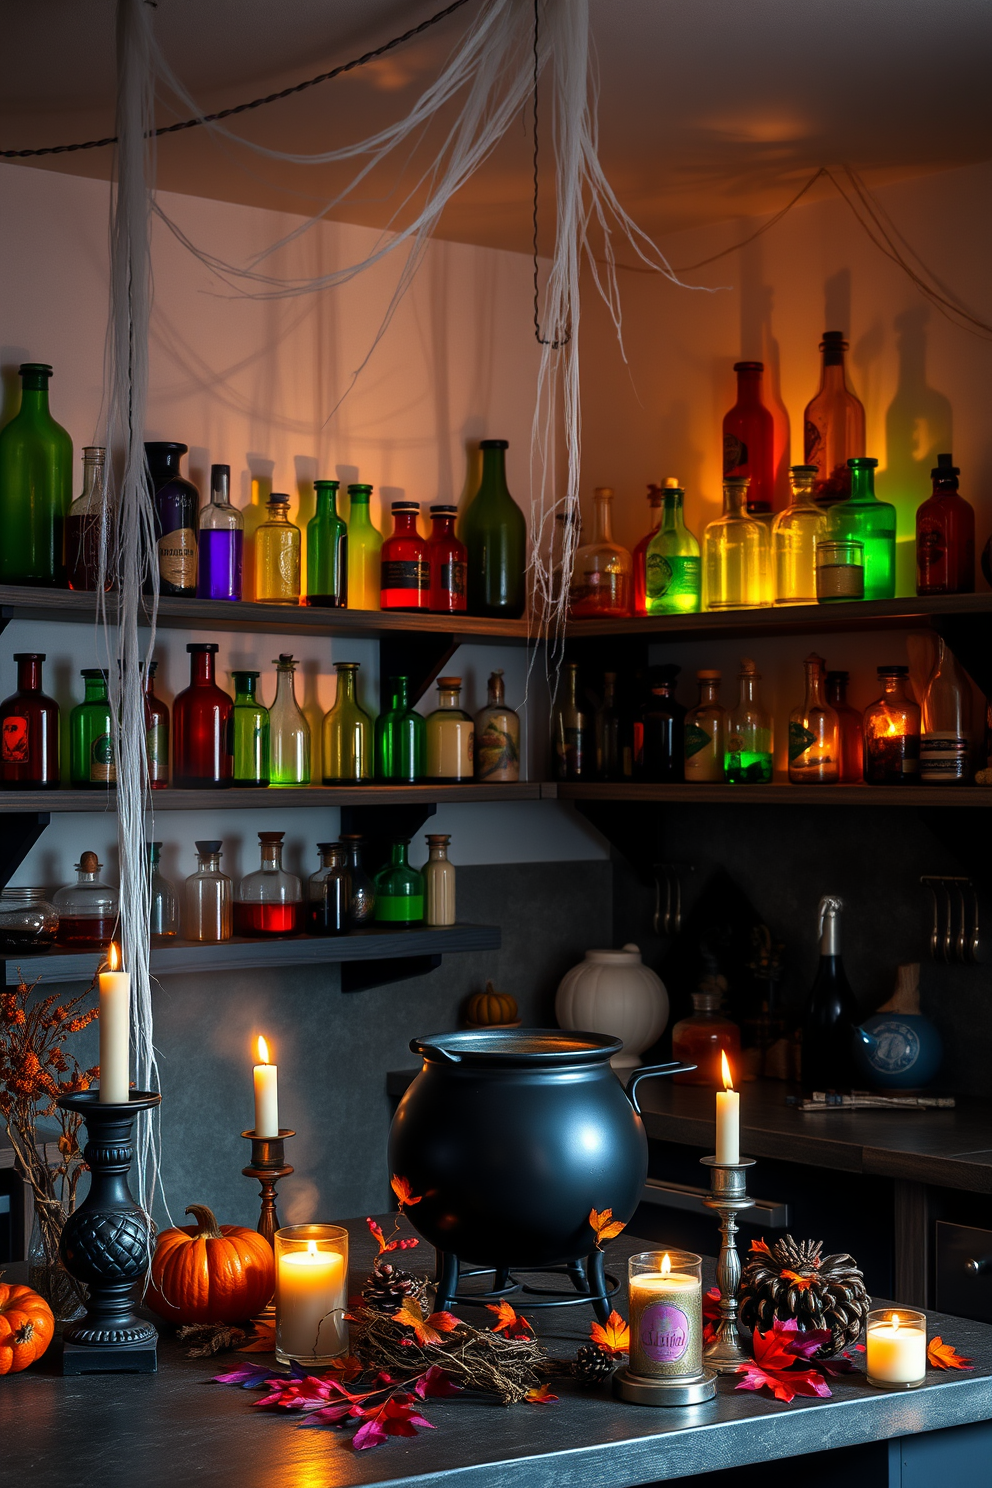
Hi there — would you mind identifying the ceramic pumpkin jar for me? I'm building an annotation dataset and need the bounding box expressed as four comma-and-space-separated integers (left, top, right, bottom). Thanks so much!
149, 1204, 275, 1324
0, 1282, 55, 1374
555, 944, 669, 1071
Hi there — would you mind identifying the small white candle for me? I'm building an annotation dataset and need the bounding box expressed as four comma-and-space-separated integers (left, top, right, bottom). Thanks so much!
253, 1035, 279, 1137
715, 1049, 739, 1164
276, 1240, 347, 1361
628, 1252, 703, 1379
98, 942, 130, 1104
866, 1311, 927, 1386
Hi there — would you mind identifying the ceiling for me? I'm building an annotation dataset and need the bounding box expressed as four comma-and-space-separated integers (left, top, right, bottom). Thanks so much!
2, 0, 991, 255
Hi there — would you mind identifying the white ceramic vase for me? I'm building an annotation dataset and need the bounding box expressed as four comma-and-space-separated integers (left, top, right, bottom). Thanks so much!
555, 944, 669, 1071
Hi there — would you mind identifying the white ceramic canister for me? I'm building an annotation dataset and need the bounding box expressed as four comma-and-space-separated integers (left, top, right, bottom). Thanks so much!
555, 944, 669, 1071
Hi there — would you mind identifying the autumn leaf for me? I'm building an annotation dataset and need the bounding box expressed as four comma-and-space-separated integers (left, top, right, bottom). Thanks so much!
589, 1310, 630, 1356
525, 1384, 558, 1404
213, 1361, 278, 1389
426, 1311, 459, 1334
391, 1174, 422, 1209
352, 1394, 435, 1450
393, 1297, 445, 1346
487, 1300, 535, 1338
588, 1207, 627, 1247
366, 1216, 419, 1255
735, 1322, 832, 1403
749, 1237, 772, 1257
237, 1322, 277, 1353
779, 1269, 814, 1290
927, 1336, 974, 1371
702, 1286, 721, 1345
412, 1364, 462, 1399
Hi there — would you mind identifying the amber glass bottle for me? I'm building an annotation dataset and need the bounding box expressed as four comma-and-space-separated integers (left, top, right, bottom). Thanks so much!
671, 984, 742, 1087
803, 332, 866, 506
723, 361, 775, 514
254, 494, 301, 604
825, 671, 864, 784
916, 454, 975, 596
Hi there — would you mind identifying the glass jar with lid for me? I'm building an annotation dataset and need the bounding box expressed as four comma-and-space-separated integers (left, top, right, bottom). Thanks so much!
307, 842, 350, 936
0, 888, 59, 953
670, 980, 742, 1086
53, 852, 118, 948
424, 834, 456, 926
183, 840, 233, 942
863, 665, 920, 785
426, 676, 474, 782
234, 831, 303, 938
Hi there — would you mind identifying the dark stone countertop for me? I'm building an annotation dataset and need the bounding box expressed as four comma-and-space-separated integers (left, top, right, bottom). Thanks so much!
4, 1217, 992, 1488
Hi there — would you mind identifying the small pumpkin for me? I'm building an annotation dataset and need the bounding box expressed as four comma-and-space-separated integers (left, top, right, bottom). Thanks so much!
466, 981, 518, 1027
149, 1204, 274, 1324
0, 1283, 55, 1375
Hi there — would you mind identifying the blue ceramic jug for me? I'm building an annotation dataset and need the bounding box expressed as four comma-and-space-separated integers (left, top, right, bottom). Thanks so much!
852, 1013, 943, 1090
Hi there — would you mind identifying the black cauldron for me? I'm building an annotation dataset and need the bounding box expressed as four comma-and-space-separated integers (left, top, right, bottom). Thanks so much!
388, 1029, 689, 1270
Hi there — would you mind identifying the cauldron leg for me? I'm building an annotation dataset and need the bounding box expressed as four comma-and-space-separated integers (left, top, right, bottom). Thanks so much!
494, 1267, 512, 1293
585, 1249, 611, 1323
566, 1259, 590, 1293
434, 1250, 459, 1312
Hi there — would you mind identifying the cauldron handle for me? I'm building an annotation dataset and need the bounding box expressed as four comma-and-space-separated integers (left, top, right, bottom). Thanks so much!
410, 1037, 462, 1065
627, 1061, 696, 1115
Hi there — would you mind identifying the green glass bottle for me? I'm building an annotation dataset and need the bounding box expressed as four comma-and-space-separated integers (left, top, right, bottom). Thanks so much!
306, 479, 348, 607
375, 675, 425, 783
322, 661, 374, 783
231, 670, 269, 787
827, 457, 896, 600
346, 484, 382, 611
70, 669, 116, 788
267, 655, 310, 786
373, 839, 425, 925
645, 480, 702, 614
725, 658, 773, 784
0, 363, 73, 586
462, 439, 527, 618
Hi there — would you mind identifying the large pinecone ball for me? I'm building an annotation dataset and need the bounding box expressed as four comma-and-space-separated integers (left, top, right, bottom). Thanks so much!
738, 1234, 868, 1357
361, 1259, 429, 1314
574, 1343, 617, 1386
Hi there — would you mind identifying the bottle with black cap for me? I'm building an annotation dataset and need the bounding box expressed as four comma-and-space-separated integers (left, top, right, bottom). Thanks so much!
145, 441, 199, 596
917, 452, 975, 596
184, 840, 233, 942
801, 895, 859, 1094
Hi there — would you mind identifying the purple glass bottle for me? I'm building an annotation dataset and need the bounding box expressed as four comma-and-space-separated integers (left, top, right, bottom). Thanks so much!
197, 464, 244, 601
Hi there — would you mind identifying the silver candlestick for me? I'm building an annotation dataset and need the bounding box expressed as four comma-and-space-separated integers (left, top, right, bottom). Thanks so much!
700, 1155, 755, 1374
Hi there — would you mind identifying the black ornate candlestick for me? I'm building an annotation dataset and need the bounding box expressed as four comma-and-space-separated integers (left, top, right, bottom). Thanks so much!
700, 1155, 755, 1374
241, 1128, 295, 1247
56, 1090, 161, 1374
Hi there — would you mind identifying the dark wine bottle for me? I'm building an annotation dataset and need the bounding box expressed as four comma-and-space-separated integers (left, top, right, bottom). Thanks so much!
801, 895, 859, 1093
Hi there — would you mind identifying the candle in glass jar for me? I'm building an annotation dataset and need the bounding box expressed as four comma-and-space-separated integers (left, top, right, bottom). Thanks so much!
253, 1035, 279, 1137
715, 1050, 739, 1164
275, 1228, 349, 1363
866, 1309, 927, 1387
628, 1250, 703, 1379
98, 942, 130, 1104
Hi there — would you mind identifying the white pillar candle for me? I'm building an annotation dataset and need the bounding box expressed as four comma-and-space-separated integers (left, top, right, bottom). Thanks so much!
715, 1049, 739, 1164
98, 943, 130, 1104
253, 1035, 279, 1137
866, 1311, 927, 1386
276, 1240, 347, 1361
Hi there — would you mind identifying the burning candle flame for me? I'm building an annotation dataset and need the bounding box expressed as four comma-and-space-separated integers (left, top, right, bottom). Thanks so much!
107, 941, 121, 972
890, 1313, 900, 1331
660, 1252, 671, 1277
721, 1049, 734, 1091
307, 1240, 319, 1259
257, 1035, 271, 1065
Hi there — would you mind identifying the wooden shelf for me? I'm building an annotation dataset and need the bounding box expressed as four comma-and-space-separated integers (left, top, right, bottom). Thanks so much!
0, 782, 546, 813
557, 781, 992, 808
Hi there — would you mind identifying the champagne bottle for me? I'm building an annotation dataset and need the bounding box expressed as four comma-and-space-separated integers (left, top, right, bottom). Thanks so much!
801, 896, 859, 1093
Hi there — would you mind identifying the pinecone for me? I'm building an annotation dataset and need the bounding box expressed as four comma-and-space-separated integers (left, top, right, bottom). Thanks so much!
738, 1234, 868, 1357
361, 1258, 429, 1314
574, 1343, 617, 1386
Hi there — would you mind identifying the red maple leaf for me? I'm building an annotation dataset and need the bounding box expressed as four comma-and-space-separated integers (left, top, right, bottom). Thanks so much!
412, 1364, 462, 1399
735, 1325, 832, 1403
927, 1336, 974, 1371
352, 1393, 435, 1450
253, 1375, 343, 1411
487, 1300, 534, 1338
390, 1175, 422, 1209
702, 1286, 721, 1344
589, 1310, 630, 1356
393, 1298, 445, 1346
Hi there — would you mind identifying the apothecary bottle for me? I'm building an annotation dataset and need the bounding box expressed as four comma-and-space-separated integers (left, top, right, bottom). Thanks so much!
789, 653, 839, 783
827, 458, 896, 601
381, 503, 429, 611
803, 332, 866, 506
0, 653, 60, 788
173, 643, 234, 789
916, 453, 974, 596
427, 504, 467, 613
234, 831, 303, 937
773, 465, 827, 605
638, 666, 685, 782
723, 360, 775, 514
183, 840, 233, 942
144, 660, 169, 789
322, 662, 373, 784
339, 834, 375, 923
70, 669, 116, 788
632, 483, 664, 616
825, 671, 863, 784
475, 669, 520, 782
231, 670, 269, 787
146, 442, 198, 597
66, 446, 113, 592
726, 658, 773, 783
345, 484, 382, 611
375, 676, 425, 784
0, 363, 73, 586
463, 439, 527, 618
594, 671, 633, 781
373, 840, 424, 925
53, 852, 118, 948
671, 983, 742, 1086
424, 834, 456, 926
703, 478, 768, 610
196, 464, 243, 601
569, 486, 633, 618
551, 661, 588, 781
920, 637, 971, 784
425, 676, 474, 782
863, 665, 920, 785
0, 888, 59, 953
684, 669, 725, 783
307, 842, 350, 936
645, 481, 701, 614
148, 842, 179, 943
268, 655, 310, 786
306, 480, 347, 607
255, 494, 301, 604
815, 538, 865, 603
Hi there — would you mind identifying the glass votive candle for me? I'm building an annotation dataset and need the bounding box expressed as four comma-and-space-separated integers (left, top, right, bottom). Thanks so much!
865, 1308, 927, 1389
628, 1250, 703, 1380
816, 539, 865, 602
275, 1223, 349, 1366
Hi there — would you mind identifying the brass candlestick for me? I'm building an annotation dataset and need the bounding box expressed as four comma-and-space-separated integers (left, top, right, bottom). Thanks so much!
241, 1128, 295, 1247
700, 1155, 755, 1374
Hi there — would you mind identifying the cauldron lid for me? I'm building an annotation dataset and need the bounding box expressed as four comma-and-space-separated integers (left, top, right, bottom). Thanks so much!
411, 1028, 623, 1066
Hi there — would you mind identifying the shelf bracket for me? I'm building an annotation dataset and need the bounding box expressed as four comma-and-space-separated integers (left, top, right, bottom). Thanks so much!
572, 799, 663, 883
341, 954, 442, 994
0, 812, 51, 892
340, 802, 437, 875
379, 632, 459, 711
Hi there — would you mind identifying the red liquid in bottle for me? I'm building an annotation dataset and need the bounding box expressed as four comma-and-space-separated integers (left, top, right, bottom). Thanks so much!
0, 653, 61, 788
723, 361, 776, 515
381, 504, 429, 611
671, 996, 742, 1086
233, 901, 303, 937
916, 454, 975, 596
427, 505, 467, 613
56, 914, 117, 949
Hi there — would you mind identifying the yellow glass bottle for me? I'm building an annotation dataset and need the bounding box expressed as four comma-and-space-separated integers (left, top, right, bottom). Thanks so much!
322, 661, 374, 784
703, 477, 769, 610
346, 483, 382, 611
772, 465, 827, 605
254, 493, 301, 604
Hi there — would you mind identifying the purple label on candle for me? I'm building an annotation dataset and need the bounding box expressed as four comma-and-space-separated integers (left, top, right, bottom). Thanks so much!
639, 1302, 690, 1363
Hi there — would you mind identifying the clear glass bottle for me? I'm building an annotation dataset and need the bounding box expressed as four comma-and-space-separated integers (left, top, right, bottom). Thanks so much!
345, 484, 382, 611
69, 669, 116, 788
916, 453, 975, 596
373, 840, 425, 925
254, 494, 301, 604
803, 332, 867, 506
380, 503, 430, 611
231, 670, 270, 787
645, 480, 702, 614
234, 831, 303, 937
267, 655, 310, 786
53, 852, 118, 948
684, 669, 725, 783
773, 465, 827, 605
427, 504, 468, 613
474, 669, 520, 783
815, 538, 865, 602
670, 983, 742, 1086
594, 671, 633, 781
863, 665, 920, 785
825, 671, 864, 784
0, 363, 73, 586
723, 360, 776, 514
703, 477, 768, 610
148, 842, 178, 943
0, 887, 59, 953
0, 652, 60, 788
144, 660, 169, 790
463, 439, 527, 618
196, 463, 243, 601
66, 446, 113, 592
183, 840, 233, 942
339, 834, 375, 923
322, 661, 373, 784
569, 486, 633, 618
789, 653, 840, 784
551, 660, 588, 781
632, 483, 664, 616
173, 643, 234, 789
145, 442, 199, 597
424, 834, 456, 926
920, 637, 972, 784
375, 676, 425, 784
726, 658, 773, 784
638, 665, 685, 782
307, 842, 350, 936
306, 479, 347, 607
425, 676, 474, 782
827, 458, 896, 601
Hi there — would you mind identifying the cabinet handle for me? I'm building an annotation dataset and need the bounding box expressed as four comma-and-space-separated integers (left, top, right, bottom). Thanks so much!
965, 1257, 990, 1276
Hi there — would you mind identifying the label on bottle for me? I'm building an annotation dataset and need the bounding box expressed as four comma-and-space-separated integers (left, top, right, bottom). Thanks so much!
917, 522, 947, 569
1, 715, 29, 763
90, 733, 117, 783
158, 528, 197, 589
788, 722, 817, 761
381, 560, 429, 591
803, 419, 823, 466
146, 723, 168, 781
475, 719, 520, 782
723, 433, 747, 473
646, 554, 700, 601
440, 560, 466, 598
375, 894, 424, 923
684, 723, 712, 760
920, 732, 968, 781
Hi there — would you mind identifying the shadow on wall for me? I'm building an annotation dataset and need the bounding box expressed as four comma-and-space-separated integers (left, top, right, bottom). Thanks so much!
658, 400, 704, 500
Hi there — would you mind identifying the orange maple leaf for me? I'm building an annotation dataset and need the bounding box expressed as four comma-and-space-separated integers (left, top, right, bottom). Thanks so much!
588, 1207, 627, 1247
487, 1300, 535, 1338
426, 1310, 459, 1334
589, 1309, 630, 1356
525, 1383, 558, 1404
393, 1297, 444, 1346
927, 1336, 974, 1371
237, 1321, 276, 1353
779, 1269, 814, 1290
391, 1174, 422, 1209
750, 1238, 772, 1256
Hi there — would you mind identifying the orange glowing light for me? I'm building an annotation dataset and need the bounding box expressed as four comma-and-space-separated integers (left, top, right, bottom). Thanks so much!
660, 1252, 672, 1277
721, 1050, 735, 1091
256, 1035, 271, 1065
107, 941, 121, 972
890, 1313, 900, 1332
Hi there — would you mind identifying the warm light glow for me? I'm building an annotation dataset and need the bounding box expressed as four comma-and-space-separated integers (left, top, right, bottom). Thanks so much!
890, 1313, 900, 1332
107, 941, 121, 972
660, 1252, 672, 1277
721, 1050, 734, 1091
879, 716, 904, 738
256, 1035, 270, 1065
307, 1240, 319, 1259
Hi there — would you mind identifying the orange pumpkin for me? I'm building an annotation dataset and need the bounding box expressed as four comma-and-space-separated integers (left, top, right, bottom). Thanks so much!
466, 981, 518, 1027
149, 1204, 274, 1324
0, 1283, 55, 1375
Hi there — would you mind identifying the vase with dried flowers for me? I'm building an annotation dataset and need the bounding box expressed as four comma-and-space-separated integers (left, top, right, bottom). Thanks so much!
0, 974, 99, 1322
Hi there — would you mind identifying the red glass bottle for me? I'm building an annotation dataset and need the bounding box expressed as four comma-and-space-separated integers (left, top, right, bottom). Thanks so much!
825, 670, 864, 783
723, 361, 776, 514
172, 643, 233, 789
427, 504, 467, 613
916, 453, 975, 596
803, 332, 866, 506
144, 660, 170, 790
381, 502, 429, 611
0, 653, 60, 788
234, 831, 303, 938
632, 483, 664, 616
